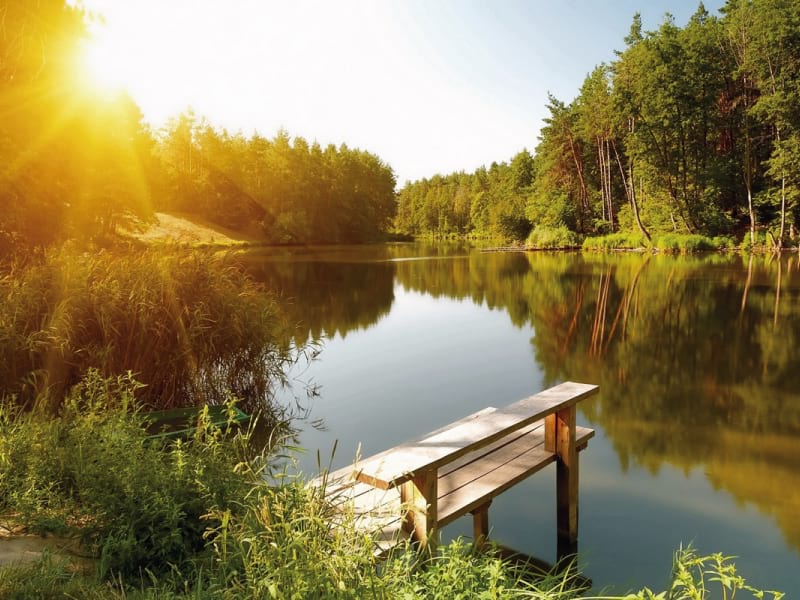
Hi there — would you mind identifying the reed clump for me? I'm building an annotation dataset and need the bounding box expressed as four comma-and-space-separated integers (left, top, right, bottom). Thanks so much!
526, 225, 581, 249
0, 244, 297, 415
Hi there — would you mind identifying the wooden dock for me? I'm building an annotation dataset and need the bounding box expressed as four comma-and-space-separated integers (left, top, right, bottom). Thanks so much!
314, 381, 597, 559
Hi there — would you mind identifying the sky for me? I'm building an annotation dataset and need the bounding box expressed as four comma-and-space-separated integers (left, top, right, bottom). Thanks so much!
79, 0, 727, 184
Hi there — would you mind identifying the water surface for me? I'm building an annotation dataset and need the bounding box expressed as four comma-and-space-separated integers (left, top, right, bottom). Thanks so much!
248, 244, 800, 593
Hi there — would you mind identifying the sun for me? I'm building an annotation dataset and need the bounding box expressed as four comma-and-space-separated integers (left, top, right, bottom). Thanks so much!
78, 37, 129, 97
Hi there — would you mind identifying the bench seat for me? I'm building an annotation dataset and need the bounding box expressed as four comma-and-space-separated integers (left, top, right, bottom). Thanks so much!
318, 416, 594, 555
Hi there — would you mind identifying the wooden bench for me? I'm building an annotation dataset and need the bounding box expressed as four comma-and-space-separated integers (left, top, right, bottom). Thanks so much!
315, 381, 597, 557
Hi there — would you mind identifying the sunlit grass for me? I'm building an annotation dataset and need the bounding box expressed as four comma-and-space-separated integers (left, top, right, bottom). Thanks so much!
0, 246, 299, 416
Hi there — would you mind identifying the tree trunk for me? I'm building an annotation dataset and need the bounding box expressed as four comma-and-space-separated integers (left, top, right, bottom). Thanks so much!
613, 140, 650, 242
567, 134, 588, 211
605, 139, 614, 230
779, 175, 786, 246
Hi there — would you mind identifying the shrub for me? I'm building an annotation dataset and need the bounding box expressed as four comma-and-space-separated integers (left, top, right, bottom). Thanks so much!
740, 231, 775, 252
526, 225, 581, 249
0, 245, 298, 414
582, 232, 648, 251
653, 233, 716, 253
711, 235, 736, 250
0, 371, 259, 577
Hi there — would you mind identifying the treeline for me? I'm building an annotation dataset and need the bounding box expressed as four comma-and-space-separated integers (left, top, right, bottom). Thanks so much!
0, 1, 396, 252
395, 150, 534, 240
396, 1, 800, 246
157, 115, 396, 243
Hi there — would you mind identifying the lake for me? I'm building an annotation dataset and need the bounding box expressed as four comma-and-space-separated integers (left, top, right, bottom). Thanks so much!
247, 243, 800, 594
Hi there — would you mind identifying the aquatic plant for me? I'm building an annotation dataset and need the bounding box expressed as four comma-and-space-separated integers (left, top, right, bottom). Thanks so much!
0, 244, 299, 415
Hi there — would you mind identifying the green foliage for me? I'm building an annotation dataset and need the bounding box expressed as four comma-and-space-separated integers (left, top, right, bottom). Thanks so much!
526, 191, 578, 231
0, 377, 784, 597
0, 371, 257, 578
526, 226, 581, 249
582, 233, 648, 250
711, 235, 736, 250
659, 546, 784, 600
653, 234, 717, 253
395, 151, 534, 242
156, 121, 397, 244
740, 231, 769, 252
0, 246, 296, 414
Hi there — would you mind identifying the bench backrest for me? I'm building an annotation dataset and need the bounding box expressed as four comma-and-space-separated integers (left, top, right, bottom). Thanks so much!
355, 381, 598, 489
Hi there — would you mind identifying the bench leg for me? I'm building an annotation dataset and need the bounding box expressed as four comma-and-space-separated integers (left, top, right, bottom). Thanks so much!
470, 501, 492, 549
548, 406, 578, 560
400, 470, 438, 550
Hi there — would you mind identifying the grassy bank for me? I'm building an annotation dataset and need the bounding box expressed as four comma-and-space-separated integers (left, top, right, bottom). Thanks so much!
0, 245, 299, 417
0, 373, 784, 599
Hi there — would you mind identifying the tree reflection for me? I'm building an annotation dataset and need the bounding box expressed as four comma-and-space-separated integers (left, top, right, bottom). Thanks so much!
243, 254, 396, 345
250, 247, 800, 550
394, 250, 800, 550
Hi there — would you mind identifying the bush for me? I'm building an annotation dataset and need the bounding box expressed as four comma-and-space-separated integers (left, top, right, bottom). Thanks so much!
653, 233, 716, 253
0, 245, 297, 414
0, 371, 257, 577
582, 232, 648, 251
526, 225, 581, 249
711, 235, 736, 250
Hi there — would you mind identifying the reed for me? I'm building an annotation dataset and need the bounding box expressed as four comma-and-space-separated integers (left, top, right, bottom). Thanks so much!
0, 244, 298, 416
526, 225, 582, 249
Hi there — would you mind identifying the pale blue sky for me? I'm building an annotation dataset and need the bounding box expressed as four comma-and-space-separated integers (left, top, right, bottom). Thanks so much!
82, 0, 726, 184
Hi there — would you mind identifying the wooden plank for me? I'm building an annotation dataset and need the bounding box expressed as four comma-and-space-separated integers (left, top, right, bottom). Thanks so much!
471, 502, 491, 548
438, 421, 544, 478
400, 470, 438, 548
312, 406, 498, 490
356, 382, 598, 488
438, 426, 549, 501
436, 426, 594, 526
438, 443, 554, 525
556, 405, 578, 550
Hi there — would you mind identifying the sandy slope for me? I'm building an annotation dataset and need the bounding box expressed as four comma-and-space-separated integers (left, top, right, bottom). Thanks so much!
128, 212, 263, 245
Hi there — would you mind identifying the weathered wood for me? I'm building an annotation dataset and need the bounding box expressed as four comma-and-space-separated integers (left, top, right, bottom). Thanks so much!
437, 426, 593, 526
356, 382, 598, 489
555, 405, 578, 555
544, 413, 556, 452
400, 469, 438, 549
324, 407, 497, 490
471, 501, 491, 548
314, 382, 597, 559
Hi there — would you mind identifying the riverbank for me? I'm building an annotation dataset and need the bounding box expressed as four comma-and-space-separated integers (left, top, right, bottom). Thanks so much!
0, 385, 782, 598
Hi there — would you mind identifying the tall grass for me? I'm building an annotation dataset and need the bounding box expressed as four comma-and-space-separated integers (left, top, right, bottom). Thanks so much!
583, 232, 734, 253
526, 226, 581, 249
0, 371, 258, 577
0, 373, 785, 598
652, 233, 716, 253
0, 244, 298, 414
582, 232, 648, 251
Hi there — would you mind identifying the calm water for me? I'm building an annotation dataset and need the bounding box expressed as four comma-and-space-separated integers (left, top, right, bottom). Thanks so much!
247, 244, 800, 594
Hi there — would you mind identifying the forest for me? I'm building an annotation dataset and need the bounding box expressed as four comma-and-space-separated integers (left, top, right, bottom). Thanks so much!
395, 1, 800, 248
0, 1, 396, 253
5, 2, 800, 251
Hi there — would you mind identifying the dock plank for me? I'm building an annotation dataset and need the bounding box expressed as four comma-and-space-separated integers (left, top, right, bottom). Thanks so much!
437, 426, 594, 526
356, 382, 598, 488
313, 382, 598, 555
